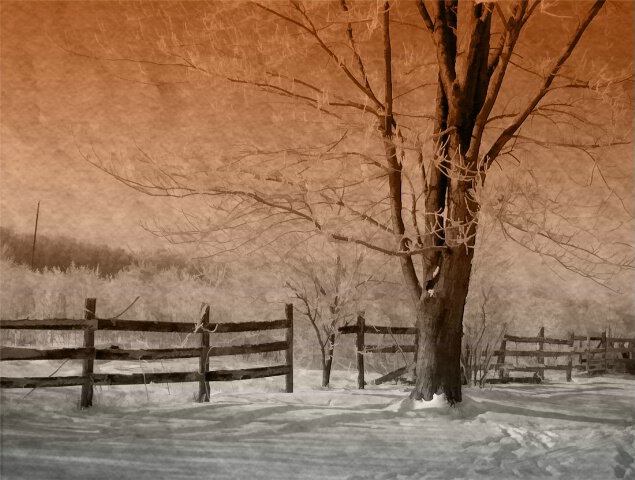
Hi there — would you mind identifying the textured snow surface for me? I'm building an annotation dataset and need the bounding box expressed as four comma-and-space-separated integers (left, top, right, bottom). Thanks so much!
1, 366, 633, 480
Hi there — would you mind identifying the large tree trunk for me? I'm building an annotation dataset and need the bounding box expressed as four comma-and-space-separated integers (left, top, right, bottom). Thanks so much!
410, 249, 474, 404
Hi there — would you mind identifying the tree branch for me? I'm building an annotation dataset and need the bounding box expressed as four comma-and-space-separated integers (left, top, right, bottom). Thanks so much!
484, 0, 606, 165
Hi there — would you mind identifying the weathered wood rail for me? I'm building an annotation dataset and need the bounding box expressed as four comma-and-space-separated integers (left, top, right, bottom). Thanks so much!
488, 328, 634, 382
0, 299, 294, 407
338, 315, 417, 389
338, 320, 633, 388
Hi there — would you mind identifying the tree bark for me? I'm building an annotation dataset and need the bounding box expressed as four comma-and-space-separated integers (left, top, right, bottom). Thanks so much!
411, 248, 474, 404
322, 332, 335, 387
408, 2, 487, 402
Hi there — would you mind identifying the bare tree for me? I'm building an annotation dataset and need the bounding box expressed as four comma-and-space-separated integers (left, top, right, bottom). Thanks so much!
461, 286, 510, 387
269, 238, 381, 387
68, 0, 633, 403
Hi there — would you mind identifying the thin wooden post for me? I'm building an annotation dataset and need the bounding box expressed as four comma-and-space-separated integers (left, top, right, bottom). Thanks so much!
285, 304, 293, 393
356, 314, 365, 389
198, 305, 211, 403
537, 327, 545, 380
80, 298, 96, 409
602, 330, 607, 373
566, 331, 574, 382
464, 343, 471, 385
586, 333, 591, 376
498, 338, 507, 379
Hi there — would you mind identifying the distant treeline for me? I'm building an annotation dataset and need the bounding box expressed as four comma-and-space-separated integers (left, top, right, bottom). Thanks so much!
0, 227, 190, 276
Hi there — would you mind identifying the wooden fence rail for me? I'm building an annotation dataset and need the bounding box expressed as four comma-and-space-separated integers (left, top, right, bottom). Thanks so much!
0, 299, 294, 408
0, 342, 290, 362
338, 315, 418, 389
0, 318, 290, 333
487, 327, 634, 382
338, 320, 633, 388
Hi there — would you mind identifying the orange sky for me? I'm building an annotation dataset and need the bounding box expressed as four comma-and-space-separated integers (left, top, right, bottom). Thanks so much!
0, 2, 205, 250
1, 1, 633, 254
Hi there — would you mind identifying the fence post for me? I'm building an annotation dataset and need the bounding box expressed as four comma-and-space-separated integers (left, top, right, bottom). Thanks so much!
566, 331, 574, 382
285, 304, 294, 393
198, 305, 211, 403
602, 330, 607, 373
356, 313, 365, 389
537, 326, 545, 380
586, 333, 591, 376
498, 338, 507, 379
464, 343, 471, 385
80, 298, 96, 409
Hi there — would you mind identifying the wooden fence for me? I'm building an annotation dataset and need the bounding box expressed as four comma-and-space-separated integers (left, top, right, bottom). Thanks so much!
339, 320, 633, 388
0, 299, 294, 408
489, 328, 634, 381
338, 315, 417, 389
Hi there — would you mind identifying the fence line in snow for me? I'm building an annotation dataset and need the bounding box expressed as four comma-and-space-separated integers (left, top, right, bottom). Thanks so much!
338, 315, 418, 388
0, 299, 294, 408
489, 328, 634, 381
338, 321, 633, 388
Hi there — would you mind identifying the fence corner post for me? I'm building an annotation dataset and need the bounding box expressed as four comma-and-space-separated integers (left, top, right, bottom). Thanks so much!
586, 333, 591, 376
602, 330, 607, 373
198, 304, 211, 403
285, 304, 294, 393
566, 331, 574, 382
80, 298, 96, 409
537, 326, 545, 380
356, 313, 365, 389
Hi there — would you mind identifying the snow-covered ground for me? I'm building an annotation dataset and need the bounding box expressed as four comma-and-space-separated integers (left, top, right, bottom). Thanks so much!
1, 361, 633, 480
